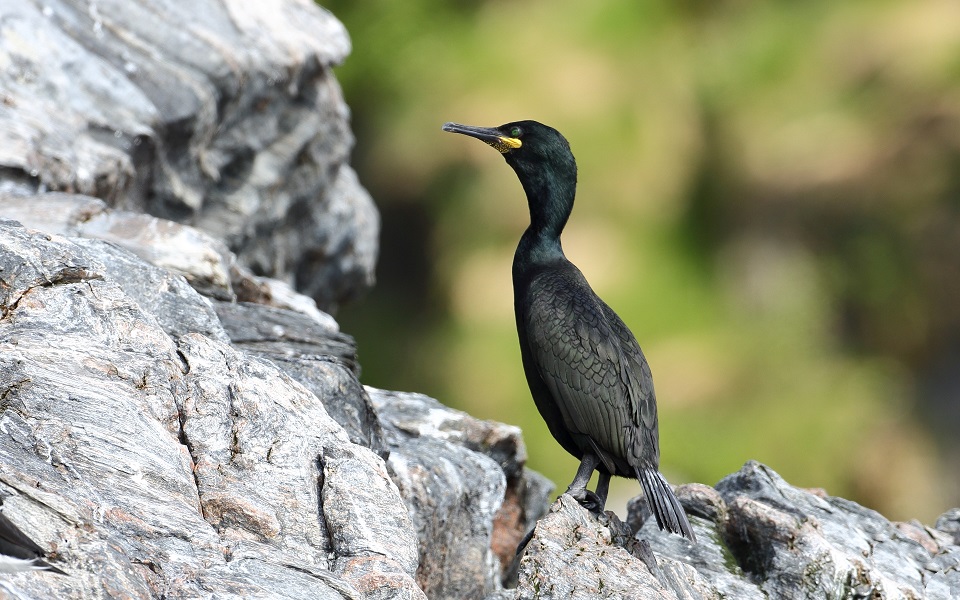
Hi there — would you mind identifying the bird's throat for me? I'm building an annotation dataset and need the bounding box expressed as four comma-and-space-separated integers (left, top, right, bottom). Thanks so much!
517, 174, 575, 243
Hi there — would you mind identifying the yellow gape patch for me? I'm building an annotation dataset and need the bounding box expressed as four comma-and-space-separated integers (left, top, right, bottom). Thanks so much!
486, 136, 522, 154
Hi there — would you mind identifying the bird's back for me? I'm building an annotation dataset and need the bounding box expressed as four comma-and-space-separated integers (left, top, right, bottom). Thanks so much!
514, 257, 660, 476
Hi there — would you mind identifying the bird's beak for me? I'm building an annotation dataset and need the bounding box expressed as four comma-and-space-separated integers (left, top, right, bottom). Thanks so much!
442, 122, 522, 154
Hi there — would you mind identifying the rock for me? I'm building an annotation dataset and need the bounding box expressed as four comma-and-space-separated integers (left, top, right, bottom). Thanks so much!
515, 495, 715, 600
630, 460, 959, 600
0, 0, 377, 312
708, 462, 940, 598
212, 301, 353, 371
0, 219, 423, 599
75, 209, 236, 301
72, 237, 231, 345
1, 192, 352, 321
935, 508, 960, 546
213, 300, 387, 456
0, 193, 106, 237
2, 193, 236, 301
368, 389, 553, 600
2, 220, 958, 600
514, 460, 960, 599
285, 166, 380, 312
1, 221, 225, 597
320, 442, 422, 600
230, 266, 340, 327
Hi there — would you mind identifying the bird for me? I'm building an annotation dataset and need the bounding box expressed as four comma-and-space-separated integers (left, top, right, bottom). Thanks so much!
442, 120, 696, 542
0, 508, 67, 575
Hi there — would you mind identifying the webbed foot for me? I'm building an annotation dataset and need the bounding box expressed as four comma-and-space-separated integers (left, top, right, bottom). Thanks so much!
567, 488, 605, 514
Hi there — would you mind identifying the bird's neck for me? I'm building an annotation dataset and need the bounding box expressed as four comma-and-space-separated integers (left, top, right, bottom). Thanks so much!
514, 181, 575, 271
516, 226, 564, 270
515, 162, 576, 244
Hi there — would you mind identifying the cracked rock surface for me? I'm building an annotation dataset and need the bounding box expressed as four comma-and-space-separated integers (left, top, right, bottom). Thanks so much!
0, 215, 543, 599
369, 389, 554, 599
512, 461, 960, 599
2, 182, 958, 600
0, 220, 422, 598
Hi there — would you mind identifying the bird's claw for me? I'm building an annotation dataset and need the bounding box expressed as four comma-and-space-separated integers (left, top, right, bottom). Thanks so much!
568, 489, 605, 514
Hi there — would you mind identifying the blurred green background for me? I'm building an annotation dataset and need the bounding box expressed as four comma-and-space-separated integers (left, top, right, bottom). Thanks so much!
320, 0, 960, 524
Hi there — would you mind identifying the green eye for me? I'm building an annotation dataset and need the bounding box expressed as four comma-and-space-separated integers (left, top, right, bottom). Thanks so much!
510, 126, 523, 138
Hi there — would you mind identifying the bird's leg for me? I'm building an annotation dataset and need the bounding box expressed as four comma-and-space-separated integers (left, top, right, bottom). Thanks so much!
594, 471, 611, 512
566, 453, 604, 513
565, 453, 599, 496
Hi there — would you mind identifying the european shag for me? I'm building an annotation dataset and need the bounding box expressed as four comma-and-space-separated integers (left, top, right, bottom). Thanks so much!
0, 510, 66, 575
442, 120, 696, 541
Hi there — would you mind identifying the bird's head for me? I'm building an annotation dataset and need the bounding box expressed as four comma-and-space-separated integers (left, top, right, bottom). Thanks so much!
443, 119, 578, 236
441, 120, 574, 172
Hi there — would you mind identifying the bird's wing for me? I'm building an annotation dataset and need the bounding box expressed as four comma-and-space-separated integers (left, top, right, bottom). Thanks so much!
524, 269, 659, 471
601, 302, 660, 467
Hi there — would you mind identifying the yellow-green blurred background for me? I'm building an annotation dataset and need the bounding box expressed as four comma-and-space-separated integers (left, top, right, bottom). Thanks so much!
321, 0, 960, 524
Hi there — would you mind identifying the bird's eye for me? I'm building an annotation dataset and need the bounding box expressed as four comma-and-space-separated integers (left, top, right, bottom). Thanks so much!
510, 126, 523, 138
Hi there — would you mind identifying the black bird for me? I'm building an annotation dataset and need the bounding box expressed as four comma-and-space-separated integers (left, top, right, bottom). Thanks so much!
0, 509, 66, 575
442, 120, 696, 541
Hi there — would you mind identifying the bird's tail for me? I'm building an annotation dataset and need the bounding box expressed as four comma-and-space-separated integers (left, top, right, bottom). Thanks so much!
636, 467, 696, 543
34, 558, 67, 576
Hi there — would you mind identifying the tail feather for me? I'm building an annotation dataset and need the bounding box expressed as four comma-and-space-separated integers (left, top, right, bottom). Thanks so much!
636, 467, 696, 543
0, 513, 67, 575
33, 557, 67, 576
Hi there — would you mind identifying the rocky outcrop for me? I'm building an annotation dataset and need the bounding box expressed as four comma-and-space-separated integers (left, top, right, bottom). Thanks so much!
1, 1, 958, 599
0, 0, 377, 312
2, 215, 957, 600
369, 389, 553, 598
517, 462, 960, 599
2, 159, 959, 600
0, 212, 541, 599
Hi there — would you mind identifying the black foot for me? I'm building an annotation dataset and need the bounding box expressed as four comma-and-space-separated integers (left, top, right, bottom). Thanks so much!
570, 489, 605, 514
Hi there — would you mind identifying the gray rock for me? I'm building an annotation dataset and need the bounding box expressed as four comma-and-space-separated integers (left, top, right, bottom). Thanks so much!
320, 442, 424, 600
76, 208, 237, 300
231, 265, 341, 327
369, 389, 553, 600
0, 219, 420, 598
627, 460, 959, 599
0, 193, 106, 236
0, 192, 346, 321
515, 495, 715, 600
0, 0, 377, 311
286, 166, 380, 312
514, 461, 960, 599
936, 508, 960, 546
72, 237, 230, 344
213, 300, 388, 456
212, 301, 354, 371
1, 193, 237, 301
0, 221, 228, 597
711, 461, 958, 599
